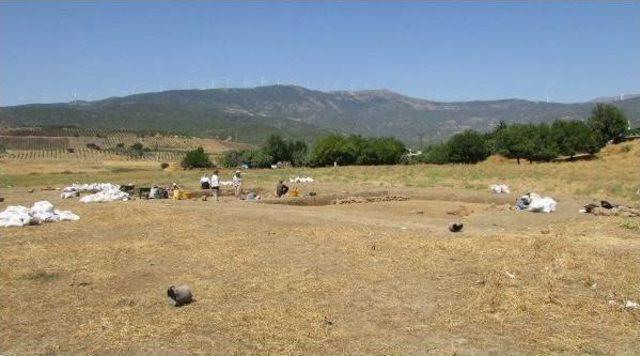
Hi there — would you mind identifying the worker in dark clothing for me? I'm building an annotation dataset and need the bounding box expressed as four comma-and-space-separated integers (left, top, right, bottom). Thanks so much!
276, 180, 289, 198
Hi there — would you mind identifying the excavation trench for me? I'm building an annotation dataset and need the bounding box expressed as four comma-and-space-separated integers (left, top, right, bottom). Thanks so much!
260, 189, 513, 206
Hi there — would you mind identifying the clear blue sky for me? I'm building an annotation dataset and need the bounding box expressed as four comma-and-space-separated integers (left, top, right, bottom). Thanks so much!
1, 1, 639, 106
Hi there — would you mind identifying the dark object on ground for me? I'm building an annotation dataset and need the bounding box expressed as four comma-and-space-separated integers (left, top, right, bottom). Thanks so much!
120, 184, 135, 195
600, 200, 615, 209
167, 285, 193, 307
583, 203, 599, 213
276, 181, 289, 197
0, 197, 4, 203
448, 222, 464, 232
138, 187, 151, 199
581, 200, 640, 217
309, 191, 317, 196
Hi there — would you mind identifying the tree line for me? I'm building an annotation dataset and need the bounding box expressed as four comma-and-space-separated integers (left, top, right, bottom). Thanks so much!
181, 103, 631, 169
419, 103, 630, 164
216, 134, 406, 168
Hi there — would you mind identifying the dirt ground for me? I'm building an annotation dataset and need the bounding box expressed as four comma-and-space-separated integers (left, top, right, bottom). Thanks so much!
1, 146, 640, 354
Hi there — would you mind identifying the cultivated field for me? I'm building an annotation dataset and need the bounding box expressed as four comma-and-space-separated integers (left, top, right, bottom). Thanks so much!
0, 127, 250, 162
0, 142, 639, 354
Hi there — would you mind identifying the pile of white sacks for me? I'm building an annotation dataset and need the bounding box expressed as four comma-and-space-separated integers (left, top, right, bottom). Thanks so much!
515, 192, 557, 213
0, 201, 79, 228
289, 176, 315, 183
61, 183, 130, 203
490, 184, 510, 194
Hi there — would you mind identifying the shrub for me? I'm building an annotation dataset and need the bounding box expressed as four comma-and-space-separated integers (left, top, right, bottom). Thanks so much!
160, 162, 170, 170
181, 147, 213, 169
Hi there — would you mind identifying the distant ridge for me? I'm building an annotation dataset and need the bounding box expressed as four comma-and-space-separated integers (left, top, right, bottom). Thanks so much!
1, 85, 639, 145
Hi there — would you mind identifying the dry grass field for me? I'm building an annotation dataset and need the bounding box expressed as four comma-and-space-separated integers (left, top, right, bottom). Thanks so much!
1, 141, 639, 354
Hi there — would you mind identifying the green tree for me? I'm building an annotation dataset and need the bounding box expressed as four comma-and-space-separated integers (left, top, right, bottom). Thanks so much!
249, 150, 274, 168
288, 140, 309, 166
495, 124, 536, 164
220, 150, 242, 168
419, 143, 451, 164
239, 150, 273, 168
310, 135, 359, 166
550, 120, 600, 157
181, 146, 213, 169
588, 103, 629, 145
445, 130, 490, 163
357, 137, 407, 165
263, 135, 290, 163
526, 123, 559, 162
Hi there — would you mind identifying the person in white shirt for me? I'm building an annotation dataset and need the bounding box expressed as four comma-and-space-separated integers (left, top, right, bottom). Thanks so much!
200, 174, 211, 189
232, 170, 242, 199
210, 170, 220, 201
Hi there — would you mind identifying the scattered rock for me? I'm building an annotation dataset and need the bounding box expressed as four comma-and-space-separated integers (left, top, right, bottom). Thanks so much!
167, 284, 193, 307
625, 300, 639, 310
448, 222, 463, 232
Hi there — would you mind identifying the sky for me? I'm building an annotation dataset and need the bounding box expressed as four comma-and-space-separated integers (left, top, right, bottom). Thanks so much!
1, 1, 639, 106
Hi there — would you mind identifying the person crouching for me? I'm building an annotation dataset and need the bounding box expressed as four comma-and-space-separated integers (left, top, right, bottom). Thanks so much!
276, 180, 289, 198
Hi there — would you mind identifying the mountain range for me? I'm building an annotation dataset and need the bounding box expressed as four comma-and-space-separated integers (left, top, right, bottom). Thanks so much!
1, 85, 639, 145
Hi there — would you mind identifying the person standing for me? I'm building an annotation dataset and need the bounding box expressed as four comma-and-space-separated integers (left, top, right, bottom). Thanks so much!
232, 170, 242, 199
210, 170, 220, 201
200, 174, 211, 190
